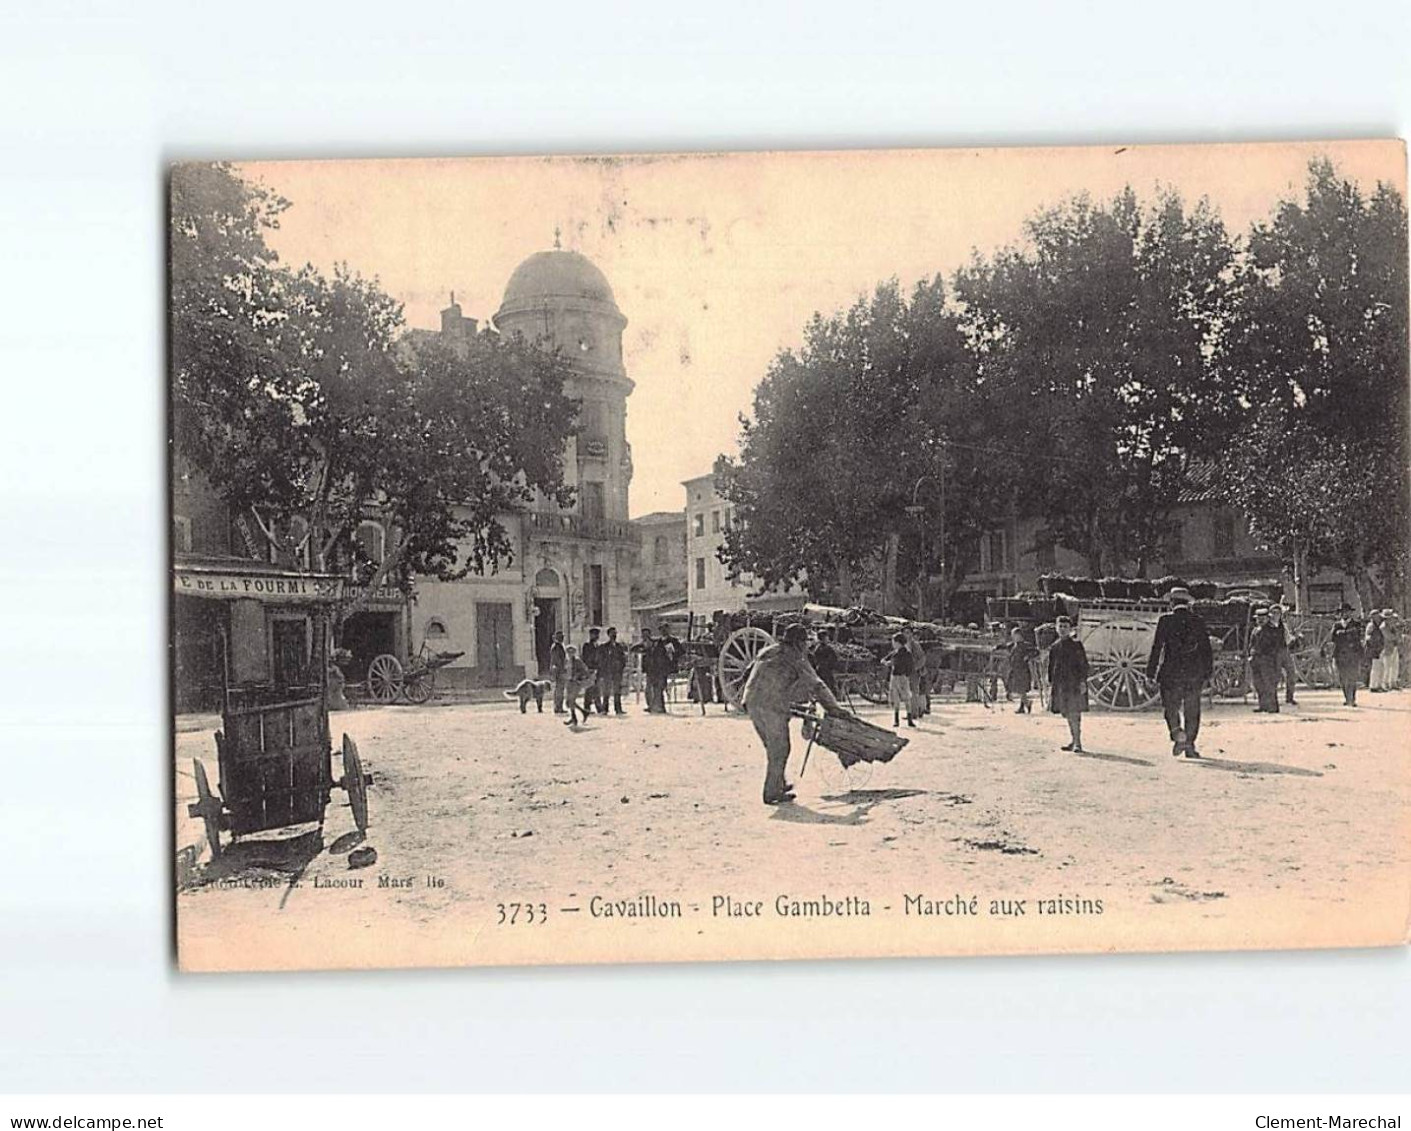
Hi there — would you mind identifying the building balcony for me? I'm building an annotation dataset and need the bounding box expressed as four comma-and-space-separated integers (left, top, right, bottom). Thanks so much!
525, 509, 636, 544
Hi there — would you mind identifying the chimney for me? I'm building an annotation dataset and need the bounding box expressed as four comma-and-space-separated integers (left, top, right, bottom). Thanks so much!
440, 291, 464, 336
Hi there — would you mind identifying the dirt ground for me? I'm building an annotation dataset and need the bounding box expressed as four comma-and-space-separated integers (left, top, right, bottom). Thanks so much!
175, 686, 1411, 971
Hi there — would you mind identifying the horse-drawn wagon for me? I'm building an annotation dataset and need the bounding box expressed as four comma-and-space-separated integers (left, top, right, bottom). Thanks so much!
986, 575, 1323, 710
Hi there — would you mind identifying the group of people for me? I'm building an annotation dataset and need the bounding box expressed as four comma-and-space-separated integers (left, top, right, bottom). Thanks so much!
546, 626, 685, 726
1143, 590, 1405, 759
1329, 606, 1403, 706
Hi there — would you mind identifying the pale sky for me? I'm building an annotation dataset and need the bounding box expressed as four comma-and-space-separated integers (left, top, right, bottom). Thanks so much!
240, 140, 1404, 518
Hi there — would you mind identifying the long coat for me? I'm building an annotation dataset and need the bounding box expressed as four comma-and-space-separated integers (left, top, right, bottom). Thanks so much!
1005, 641, 1037, 695
1145, 607, 1214, 686
1047, 636, 1089, 716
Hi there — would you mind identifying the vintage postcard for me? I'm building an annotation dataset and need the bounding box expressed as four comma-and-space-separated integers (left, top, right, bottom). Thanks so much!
172, 140, 1410, 972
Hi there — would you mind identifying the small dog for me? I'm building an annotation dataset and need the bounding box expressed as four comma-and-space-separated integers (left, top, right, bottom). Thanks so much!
505, 679, 553, 714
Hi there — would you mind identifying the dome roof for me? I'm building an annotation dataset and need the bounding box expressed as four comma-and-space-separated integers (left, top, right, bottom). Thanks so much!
498, 249, 621, 318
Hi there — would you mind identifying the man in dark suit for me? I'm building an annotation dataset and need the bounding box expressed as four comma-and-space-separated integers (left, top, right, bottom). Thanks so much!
1145, 586, 1214, 758
549, 631, 567, 714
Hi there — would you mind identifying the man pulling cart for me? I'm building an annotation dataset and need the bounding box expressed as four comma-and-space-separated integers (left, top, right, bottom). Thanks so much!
740, 623, 852, 805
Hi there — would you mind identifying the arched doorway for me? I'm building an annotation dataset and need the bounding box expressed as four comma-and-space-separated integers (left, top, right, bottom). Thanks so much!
532, 568, 562, 674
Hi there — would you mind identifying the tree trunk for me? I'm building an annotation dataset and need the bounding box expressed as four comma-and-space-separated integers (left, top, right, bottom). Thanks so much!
881, 532, 900, 615
1290, 536, 1310, 613
836, 561, 854, 607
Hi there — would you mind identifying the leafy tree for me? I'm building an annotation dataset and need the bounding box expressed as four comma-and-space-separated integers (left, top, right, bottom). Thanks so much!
1218, 159, 1409, 609
716, 278, 1015, 614
171, 162, 579, 613
953, 187, 1241, 576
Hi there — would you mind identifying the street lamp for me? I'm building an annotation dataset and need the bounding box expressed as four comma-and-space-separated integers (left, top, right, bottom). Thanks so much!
908, 454, 948, 624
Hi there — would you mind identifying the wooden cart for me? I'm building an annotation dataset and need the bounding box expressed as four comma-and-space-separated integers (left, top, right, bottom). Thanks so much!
187, 604, 371, 860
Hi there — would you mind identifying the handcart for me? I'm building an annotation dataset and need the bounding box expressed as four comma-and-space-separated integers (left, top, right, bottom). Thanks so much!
790, 704, 909, 792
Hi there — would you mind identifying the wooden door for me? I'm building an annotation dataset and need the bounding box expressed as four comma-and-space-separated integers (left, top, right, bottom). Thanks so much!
476, 602, 514, 685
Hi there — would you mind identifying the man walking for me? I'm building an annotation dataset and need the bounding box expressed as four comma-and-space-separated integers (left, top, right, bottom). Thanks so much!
581, 627, 603, 714
741, 623, 850, 805
1267, 604, 1299, 706
597, 627, 628, 716
903, 628, 929, 718
1248, 608, 1284, 713
1330, 606, 1364, 706
639, 627, 672, 714
1145, 586, 1214, 757
549, 631, 567, 714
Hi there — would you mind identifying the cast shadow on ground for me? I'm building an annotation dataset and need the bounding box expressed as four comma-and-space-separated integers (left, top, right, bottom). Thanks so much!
184, 827, 324, 895
1075, 750, 1156, 768
819, 788, 927, 804
771, 787, 927, 826
1187, 756, 1323, 778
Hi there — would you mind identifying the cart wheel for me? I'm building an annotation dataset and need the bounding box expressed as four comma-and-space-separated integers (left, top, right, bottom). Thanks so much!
340, 734, 370, 833
367, 654, 403, 703
857, 668, 889, 705
403, 667, 434, 705
188, 757, 223, 861
1210, 658, 1248, 698
814, 749, 873, 794
717, 627, 774, 708
1083, 618, 1161, 710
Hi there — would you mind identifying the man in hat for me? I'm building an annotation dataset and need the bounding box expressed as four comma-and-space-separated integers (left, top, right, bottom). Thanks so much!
1365, 610, 1388, 692
1267, 603, 1300, 706
580, 627, 603, 714
741, 622, 850, 805
1146, 586, 1214, 757
549, 631, 568, 714
1248, 607, 1284, 713
1330, 605, 1364, 706
597, 627, 629, 716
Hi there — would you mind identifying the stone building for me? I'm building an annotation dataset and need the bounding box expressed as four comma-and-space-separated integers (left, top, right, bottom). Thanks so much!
683, 472, 805, 619
954, 464, 1359, 615
630, 510, 688, 630
408, 249, 637, 687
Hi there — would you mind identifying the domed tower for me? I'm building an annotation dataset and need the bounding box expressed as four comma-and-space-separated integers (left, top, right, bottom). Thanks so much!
495, 247, 635, 644
494, 248, 634, 517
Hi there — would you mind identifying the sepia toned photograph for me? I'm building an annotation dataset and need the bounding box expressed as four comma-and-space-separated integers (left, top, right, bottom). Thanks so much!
170, 140, 1410, 973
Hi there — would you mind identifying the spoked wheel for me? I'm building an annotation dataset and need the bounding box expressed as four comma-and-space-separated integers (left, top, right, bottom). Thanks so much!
717, 627, 774, 708
1210, 657, 1248, 698
856, 667, 889, 705
340, 734, 370, 832
402, 665, 434, 705
1083, 618, 1161, 710
1293, 649, 1335, 689
367, 654, 404, 703
811, 747, 874, 794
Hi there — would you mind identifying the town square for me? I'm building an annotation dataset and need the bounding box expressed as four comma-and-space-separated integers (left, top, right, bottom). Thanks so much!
170, 141, 1410, 971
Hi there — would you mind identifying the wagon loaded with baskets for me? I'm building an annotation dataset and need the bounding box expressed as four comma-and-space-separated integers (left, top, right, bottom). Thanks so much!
986, 575, 1331, 710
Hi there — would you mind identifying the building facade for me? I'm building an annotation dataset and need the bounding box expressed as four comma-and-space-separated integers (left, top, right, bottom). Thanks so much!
172, 459, 407, 712
630, 510, 688, 630
956, 466, 1358, 614
409, 249, 637, 687
683, 473, 805, 618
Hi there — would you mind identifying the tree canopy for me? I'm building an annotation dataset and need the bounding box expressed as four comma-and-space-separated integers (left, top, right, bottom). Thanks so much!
1217, 159, 1409, 608
171, 162, 579, 606
718, 161, 1409, 614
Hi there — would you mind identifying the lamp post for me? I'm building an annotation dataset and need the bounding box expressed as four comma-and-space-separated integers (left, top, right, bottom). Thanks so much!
907, 455, 948, 624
